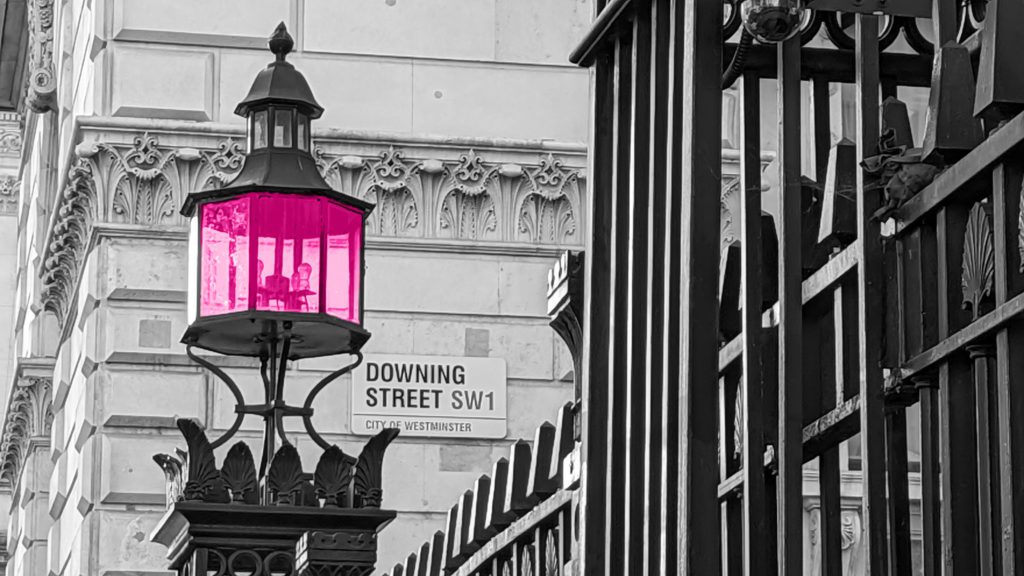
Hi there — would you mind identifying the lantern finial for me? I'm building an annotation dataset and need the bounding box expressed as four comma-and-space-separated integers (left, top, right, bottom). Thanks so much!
269, 22, 294, 61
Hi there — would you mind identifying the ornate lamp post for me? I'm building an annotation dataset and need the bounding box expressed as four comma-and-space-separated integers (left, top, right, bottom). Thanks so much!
151, 23, 398, 576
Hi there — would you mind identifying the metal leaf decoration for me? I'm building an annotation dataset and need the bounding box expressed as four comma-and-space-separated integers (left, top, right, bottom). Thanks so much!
962, 201, 995, 320
267, 444, 305, 505
353, 428, 400, 508
315, 445, 357, 507
176, 418, 227, 502
152, 453, 183, 505
520, 544, 534, 576
545, 529, 560, 576
220, 442, 257, 504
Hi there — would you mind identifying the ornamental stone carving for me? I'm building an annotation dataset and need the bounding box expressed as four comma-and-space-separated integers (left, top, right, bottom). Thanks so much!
0, 177, 19, 215
25, 0, 55, 113
318, 146, 423, 238
438, 151, 500, 241
516, 154, 580, 244
0, 129, 22, 157
42, 159, 96, 324
41, 134, 246, 325
0, 376, 53, 487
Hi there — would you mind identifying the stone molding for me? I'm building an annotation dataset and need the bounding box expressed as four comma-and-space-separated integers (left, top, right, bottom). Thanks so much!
0, 371, 54, 489
40, 130, 588, 330
25, 0, 55, 113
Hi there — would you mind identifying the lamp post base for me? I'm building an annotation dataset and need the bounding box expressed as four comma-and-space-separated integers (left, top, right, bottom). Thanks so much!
152, 502, 395, 576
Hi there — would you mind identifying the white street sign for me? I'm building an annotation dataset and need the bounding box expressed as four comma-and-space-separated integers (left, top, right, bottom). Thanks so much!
351, 354, 507, 439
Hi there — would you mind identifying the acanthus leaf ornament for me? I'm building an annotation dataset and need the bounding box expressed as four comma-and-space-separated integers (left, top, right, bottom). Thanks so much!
41, 159, 96, 325
962, 200, 995, 320
363, 147, 420, 237
516, 154, 581, 244
0, 376, 53, 488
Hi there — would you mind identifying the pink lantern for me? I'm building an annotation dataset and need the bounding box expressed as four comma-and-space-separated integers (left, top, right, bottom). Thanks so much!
181, 24, 372, 359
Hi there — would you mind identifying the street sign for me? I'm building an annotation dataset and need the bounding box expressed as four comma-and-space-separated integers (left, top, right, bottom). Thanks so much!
351, 354, 507, 439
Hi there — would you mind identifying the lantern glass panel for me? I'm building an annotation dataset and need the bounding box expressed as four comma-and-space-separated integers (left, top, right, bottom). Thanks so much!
199, 197, 251, 316
253, 194, 322, 314
325, 201, 362, 324
273, 108, 293, 148
253, 110, 269, 149
297, 115, 309, 151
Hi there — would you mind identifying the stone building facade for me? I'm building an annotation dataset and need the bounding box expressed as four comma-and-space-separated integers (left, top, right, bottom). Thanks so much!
0, 1, 934, 575
0, 1, 592, 574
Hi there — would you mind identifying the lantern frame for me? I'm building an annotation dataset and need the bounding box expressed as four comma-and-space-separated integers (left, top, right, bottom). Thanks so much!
182, 191, 372, 360
179, 23, 375, 361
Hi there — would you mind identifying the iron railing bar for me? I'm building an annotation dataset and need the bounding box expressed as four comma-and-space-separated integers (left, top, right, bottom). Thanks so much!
569, 0, 634, 66
719, 242, 860, 371
895, 110, 1024, 234
897, 289, 1024, 381
716, 395, 863, 500
452, 489, 574, 576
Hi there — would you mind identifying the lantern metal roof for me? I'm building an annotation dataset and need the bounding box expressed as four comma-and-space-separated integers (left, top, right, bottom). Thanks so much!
180, 22, 373, 217
236, 22, 324, 119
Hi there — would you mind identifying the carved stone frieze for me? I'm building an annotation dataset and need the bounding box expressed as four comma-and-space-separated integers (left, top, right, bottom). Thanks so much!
40, 133, 587, 329
25, 0, 56, 113
0, 376, 53, 488
40, 134, 246, 325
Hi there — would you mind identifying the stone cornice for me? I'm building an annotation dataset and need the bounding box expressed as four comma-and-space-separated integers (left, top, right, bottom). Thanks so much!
0, 358, 55, 490
75, 116, 588, 157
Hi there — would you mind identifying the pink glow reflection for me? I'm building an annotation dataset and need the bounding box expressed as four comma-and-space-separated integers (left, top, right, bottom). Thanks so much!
254, 194, 321, 314
199, 197, 250, 316
326, 202, 362, 323
197, 192, 362, 323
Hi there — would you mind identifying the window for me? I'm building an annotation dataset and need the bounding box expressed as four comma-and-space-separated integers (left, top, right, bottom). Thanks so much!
273, 108, 293, 148
253, 111, 268, 150
297, 114, 309, 151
